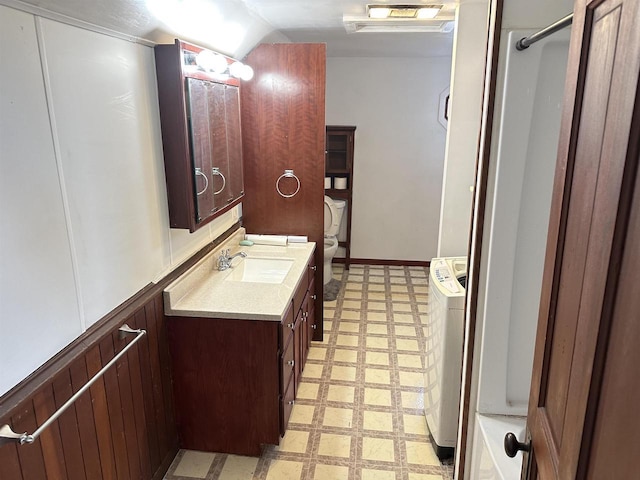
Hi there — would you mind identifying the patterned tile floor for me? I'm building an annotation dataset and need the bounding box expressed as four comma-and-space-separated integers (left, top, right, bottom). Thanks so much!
164, 264, 454, 480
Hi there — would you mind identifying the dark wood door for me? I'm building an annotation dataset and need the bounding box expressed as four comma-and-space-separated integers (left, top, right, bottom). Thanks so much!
523, 0, 640, 478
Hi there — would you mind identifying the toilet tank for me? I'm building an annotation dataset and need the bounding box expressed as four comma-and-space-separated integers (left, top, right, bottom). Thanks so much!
324, 196, 346, 237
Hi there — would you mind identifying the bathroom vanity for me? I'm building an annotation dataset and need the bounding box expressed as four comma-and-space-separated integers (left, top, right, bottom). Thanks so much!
163, 231, 317, 455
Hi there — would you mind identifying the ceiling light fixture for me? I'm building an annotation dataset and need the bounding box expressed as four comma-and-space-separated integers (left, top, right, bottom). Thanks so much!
346, 4, 452, 33
367, 4, 443, 19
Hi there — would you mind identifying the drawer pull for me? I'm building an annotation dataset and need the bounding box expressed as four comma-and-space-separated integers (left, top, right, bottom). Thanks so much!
287, 360, 295, 367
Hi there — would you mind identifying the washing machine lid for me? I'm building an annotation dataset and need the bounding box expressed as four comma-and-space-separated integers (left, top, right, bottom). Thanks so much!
324, 195, 341, 236
430, 257, 467, 297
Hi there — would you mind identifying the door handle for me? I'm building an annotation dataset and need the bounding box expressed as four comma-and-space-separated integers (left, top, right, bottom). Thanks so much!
504, 432, 530, 457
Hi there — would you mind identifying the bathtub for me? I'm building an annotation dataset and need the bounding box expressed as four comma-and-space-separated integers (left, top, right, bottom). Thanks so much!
471, 415, 526, 480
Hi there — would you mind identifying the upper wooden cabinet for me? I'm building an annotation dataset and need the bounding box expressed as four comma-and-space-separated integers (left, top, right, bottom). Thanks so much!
154, 40, 244, 231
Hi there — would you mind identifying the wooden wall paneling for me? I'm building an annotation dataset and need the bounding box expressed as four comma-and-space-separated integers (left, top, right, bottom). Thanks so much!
97, 338, 130, 479
51, 371, 86, 480
125, 325, 152, 480
112, 329, 143, 480
85, 346, 117, 480
68, 358, 103, 480
11, 403, 47, 479
132, 308, 161, 473
0, 441, 23, 479
143, 300, 170, 458
32, 385, 67, 478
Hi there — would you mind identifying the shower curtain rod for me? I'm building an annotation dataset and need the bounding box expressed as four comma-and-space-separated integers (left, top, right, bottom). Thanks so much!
516, 13, 573, 51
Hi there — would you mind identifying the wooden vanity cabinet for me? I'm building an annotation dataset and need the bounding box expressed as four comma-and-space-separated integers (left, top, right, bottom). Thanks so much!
155, 39, 244, 232
167, 253, 318, 455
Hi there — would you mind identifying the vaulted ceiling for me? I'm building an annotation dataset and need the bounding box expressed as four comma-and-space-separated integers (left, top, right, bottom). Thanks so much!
7, 0, 456, 58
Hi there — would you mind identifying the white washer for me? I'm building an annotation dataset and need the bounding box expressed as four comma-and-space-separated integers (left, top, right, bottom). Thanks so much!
424, 256, 467, 459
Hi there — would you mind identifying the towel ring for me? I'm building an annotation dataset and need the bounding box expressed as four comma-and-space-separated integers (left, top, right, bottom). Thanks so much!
212, 167, 226, 195
195, 168, 209, 196
276, 169, 300, 198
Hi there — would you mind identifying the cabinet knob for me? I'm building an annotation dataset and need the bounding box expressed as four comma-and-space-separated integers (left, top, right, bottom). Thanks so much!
288, 400, 295, 406
287, 360, 295, 367
311, 295, 317, 300
287, 322, 294, 330
312, 324, 317, 330
310, 265, 317, 271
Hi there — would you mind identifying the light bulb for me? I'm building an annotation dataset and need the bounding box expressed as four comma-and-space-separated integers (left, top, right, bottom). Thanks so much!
369, 7, 391, 18
210, 53, 229, 74
228, 61, 245, 79
196, 50, 229, 74
240, 64, 254, 81
417, 7, 441, 19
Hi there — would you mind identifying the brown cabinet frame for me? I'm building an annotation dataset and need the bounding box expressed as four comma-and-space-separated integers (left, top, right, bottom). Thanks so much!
325, 126, 356, 269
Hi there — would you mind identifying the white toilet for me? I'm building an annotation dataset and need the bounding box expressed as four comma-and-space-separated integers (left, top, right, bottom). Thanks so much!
323, 195, 346, 285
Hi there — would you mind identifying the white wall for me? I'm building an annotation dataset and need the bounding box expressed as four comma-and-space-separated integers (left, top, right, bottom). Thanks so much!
0, 5, 240, 396
437, 0, 490, 258
326, 56, 452, 262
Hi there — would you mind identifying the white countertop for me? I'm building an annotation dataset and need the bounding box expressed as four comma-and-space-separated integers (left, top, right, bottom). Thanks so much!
164, 229, 316, 321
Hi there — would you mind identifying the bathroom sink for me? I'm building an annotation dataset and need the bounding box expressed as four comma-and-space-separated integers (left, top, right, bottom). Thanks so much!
225, 257, 294, 284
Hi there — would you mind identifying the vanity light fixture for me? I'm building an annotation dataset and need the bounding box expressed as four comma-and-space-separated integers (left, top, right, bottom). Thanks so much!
367, 4, 443, 19
194, 50, 254, 81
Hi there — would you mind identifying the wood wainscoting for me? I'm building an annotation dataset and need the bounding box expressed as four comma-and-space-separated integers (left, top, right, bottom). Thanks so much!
0, 289, 177, 480
0, 224, 239, 480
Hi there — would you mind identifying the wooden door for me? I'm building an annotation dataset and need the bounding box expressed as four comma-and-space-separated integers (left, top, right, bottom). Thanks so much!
521, 0, 640, 478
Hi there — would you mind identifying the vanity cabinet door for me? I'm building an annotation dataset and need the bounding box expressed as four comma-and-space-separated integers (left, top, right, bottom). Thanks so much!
225, 85, 244, 204
280, 373, 295, 436
294, 307, 304, 392
186, 79, 217, 221
208, 82, 231, 214
306, 279, 316, 359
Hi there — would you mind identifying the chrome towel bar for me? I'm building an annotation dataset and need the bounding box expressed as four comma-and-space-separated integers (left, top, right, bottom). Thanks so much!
0, 324, 146, 445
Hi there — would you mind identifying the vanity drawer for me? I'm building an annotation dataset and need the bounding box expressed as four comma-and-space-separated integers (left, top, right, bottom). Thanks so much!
280, 374, 295, 436
281, 333, 295, 394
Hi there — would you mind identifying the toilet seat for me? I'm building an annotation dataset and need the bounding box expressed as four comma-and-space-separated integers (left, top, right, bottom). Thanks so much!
324, 196, 340, 237
324, 195, 345, 237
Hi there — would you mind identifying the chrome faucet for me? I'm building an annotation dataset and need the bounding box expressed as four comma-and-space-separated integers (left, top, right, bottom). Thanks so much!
217, 249, 247, 271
